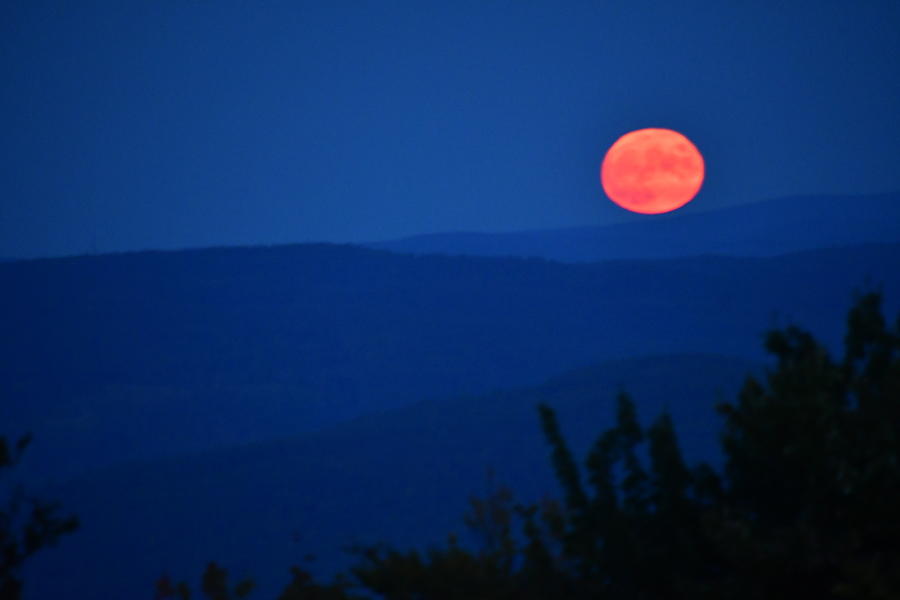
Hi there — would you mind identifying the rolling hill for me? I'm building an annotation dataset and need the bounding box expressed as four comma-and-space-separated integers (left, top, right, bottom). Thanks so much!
24, 353, 757, 600
3, 242, 899, 484
368, 193, 900, 262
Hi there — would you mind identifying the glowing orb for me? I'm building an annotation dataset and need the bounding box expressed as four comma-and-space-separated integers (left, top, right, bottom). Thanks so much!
600, 128, 704, 214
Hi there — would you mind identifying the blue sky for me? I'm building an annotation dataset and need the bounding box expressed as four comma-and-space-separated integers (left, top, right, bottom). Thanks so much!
2, 0, 899, 258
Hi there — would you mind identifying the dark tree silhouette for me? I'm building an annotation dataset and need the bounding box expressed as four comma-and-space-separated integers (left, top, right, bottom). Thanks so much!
525, 292, 900, 599
0, 434, 78, 600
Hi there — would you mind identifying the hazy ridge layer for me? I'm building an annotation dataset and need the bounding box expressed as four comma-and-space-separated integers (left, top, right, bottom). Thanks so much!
369, 193, 900, 262
25, 353, 755, 600
3, 241, 899, 484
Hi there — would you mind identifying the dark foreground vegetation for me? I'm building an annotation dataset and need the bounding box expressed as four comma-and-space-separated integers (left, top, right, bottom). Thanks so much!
4, 292, 900, 599
0, 435, 77, 600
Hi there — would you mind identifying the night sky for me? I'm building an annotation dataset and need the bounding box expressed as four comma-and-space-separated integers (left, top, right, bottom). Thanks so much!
3, 0, 899, 259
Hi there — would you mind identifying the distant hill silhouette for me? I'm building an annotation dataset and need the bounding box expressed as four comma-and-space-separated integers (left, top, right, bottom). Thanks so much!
24, 353, 756, 600
2, 242, 899, 483
368, 193, 900, 261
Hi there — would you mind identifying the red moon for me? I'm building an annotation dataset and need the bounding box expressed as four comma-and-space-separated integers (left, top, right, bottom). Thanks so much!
600, 128, 704, 214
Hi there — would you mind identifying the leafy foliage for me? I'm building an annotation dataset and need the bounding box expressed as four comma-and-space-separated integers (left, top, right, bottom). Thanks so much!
711, 292, 900, 598
0, 434, 78, 600
516, 292, 900, 599
156, 562, 255, 600
157, 563, 358, 600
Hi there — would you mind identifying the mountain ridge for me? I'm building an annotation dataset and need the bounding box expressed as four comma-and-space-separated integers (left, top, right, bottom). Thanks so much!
3, 241, 899, 484
368, 193, 900, 262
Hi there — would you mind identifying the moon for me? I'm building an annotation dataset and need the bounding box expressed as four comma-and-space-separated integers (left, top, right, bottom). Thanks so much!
600, 128, 704, 214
